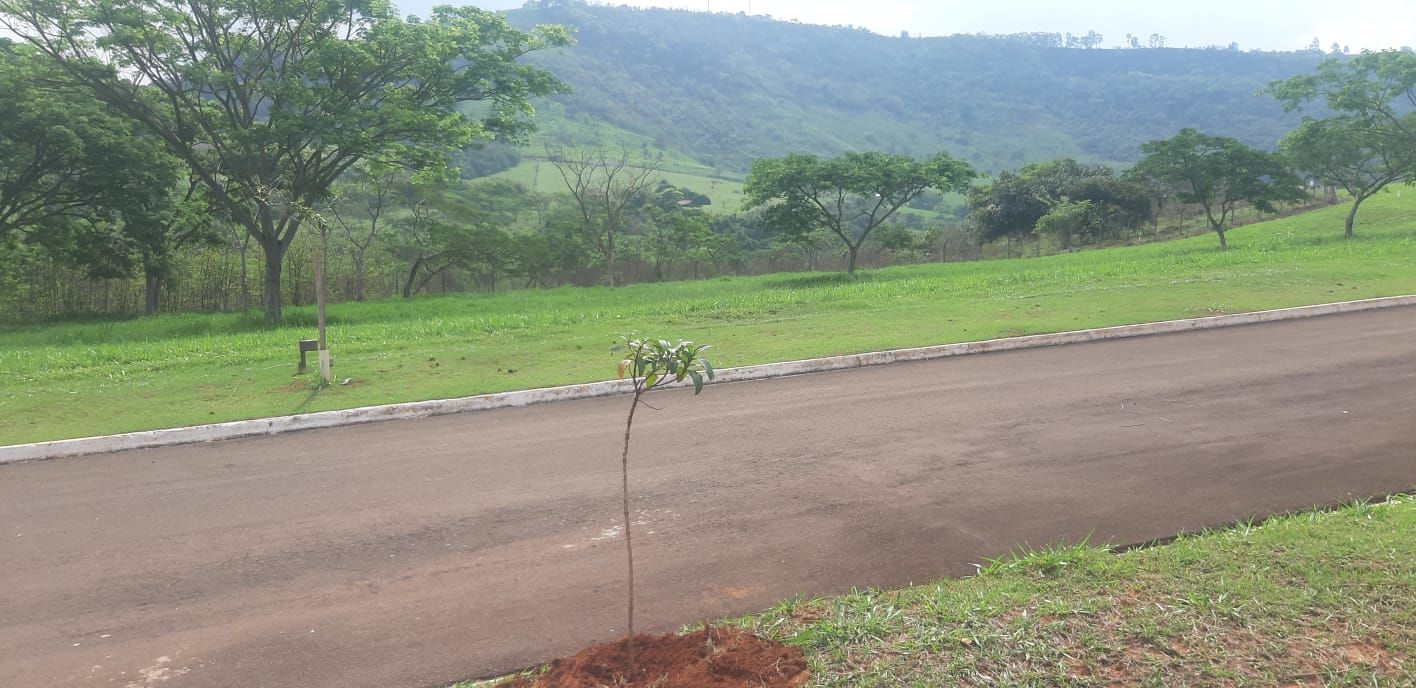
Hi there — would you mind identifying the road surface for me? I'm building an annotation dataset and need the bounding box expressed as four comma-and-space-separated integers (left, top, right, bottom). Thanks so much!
3, 308, 1415, 688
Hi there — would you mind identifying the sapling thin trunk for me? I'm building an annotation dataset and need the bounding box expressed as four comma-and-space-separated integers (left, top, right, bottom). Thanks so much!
620, 383, 641, 673
612, 337, 714, 679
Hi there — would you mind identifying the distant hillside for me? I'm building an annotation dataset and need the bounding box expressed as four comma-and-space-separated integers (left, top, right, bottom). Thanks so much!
500, 1, 1324, 175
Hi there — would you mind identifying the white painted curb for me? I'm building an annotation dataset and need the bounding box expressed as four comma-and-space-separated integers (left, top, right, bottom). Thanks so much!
4, 294, 1414, 465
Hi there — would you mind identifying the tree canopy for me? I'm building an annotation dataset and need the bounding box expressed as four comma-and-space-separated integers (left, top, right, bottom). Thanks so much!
1135, 129, 1303, 249
744, 152, 976, 273
0, 43, 174, 251
0, 0, 571, 323
966, 158, 1151, 249
0, 40, 194, 309
1268, 50, 1416, 237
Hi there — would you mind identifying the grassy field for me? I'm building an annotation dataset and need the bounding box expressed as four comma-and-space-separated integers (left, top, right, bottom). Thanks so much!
729, 494, 1416, 687
487, 106, 750, 212
2, 193, 1414, 445
464, 494, 1415, 687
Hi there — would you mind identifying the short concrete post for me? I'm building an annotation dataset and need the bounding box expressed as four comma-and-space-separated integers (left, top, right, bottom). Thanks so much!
298, 339, 318, 373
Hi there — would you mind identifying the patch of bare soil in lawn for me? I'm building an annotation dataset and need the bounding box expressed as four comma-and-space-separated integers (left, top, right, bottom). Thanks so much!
498, 627, 808, 688
272, 379, 313, 393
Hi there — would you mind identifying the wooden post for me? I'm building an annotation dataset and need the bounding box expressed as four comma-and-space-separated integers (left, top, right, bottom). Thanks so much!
314, 246, 331, 384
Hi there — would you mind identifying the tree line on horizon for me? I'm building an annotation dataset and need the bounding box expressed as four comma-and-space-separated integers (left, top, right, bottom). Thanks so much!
1, 0, 1414, 324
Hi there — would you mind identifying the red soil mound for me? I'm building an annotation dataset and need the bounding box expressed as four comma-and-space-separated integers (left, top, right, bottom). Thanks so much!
498, 627, 809, 688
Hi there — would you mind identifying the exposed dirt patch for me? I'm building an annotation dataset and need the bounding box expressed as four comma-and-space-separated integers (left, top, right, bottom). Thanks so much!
1340, 642, 1396, 668
272, 380, 312, 393
498, 627, 808, 688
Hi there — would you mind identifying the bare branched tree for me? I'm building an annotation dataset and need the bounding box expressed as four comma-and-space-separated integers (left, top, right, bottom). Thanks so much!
547, 146, 662, 287
328, 162, 400, 301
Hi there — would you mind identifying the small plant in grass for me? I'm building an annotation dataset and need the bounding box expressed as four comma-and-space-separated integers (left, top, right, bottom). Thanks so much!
612, 336, 715, 675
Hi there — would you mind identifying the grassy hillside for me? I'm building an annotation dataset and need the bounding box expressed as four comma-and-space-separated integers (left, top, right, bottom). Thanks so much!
2, 194, 1413, 445
493, 157, 746, 213
501, 2, 1324, 174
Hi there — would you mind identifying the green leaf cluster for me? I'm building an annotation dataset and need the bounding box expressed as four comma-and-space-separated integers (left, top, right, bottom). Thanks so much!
614, 336, 715, 394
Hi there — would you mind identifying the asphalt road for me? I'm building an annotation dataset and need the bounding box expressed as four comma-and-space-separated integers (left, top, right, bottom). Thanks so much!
3, 308, 1415, 688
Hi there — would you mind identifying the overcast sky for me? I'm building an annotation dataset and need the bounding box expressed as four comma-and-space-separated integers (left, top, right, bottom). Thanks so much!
428, 0, 1416, 52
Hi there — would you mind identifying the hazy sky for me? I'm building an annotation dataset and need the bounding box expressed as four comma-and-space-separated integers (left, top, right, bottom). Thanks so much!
433, 0, 1416, 52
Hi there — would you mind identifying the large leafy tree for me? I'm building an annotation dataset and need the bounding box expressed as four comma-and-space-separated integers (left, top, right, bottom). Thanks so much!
1134, 129, 1303, 249
633, 183, 713, 281
967, 158, 1151, 250
744, 151, 975, 274
964, 169, 1048, 246
1022, 159, 1151, 247
0, 42, 169, 247
1267, 50, 1416, 238
0, 0, 570, 323
0, 41, 196, 311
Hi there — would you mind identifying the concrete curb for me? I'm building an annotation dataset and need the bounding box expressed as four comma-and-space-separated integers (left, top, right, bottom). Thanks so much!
4, 294, 1414, 465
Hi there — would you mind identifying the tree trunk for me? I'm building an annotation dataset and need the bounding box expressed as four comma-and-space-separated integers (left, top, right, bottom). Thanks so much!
606, 232, 617, 288
846, 244, 860, 274
352, 252, 367, 301
403, 260, 419, 298
1344, 195, 1366, 239
238, 237, 251, 312
255, 211, 297, 325
414, 265, 449, 297
143, 271, 161, 316
621, 388, 642, 675
1214, 225, 1228, 249
261, 242, 286, 325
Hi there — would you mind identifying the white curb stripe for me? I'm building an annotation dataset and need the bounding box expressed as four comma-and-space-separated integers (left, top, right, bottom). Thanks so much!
4, 294, 1414, 465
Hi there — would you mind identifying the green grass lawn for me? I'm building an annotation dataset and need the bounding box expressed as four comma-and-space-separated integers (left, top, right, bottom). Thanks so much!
2, 193, 1414, 445
730, 494, 1416, 687
456, 495, 1416, 687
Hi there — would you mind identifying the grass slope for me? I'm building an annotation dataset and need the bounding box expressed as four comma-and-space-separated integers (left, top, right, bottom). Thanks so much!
2, 194, 1414, 445
466, 495, 1416, 686
492, 157, 746, 213
729, 494, 1416, 686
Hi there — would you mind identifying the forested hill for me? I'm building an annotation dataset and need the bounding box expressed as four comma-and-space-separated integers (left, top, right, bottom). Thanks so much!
502, 1, 1324, 174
